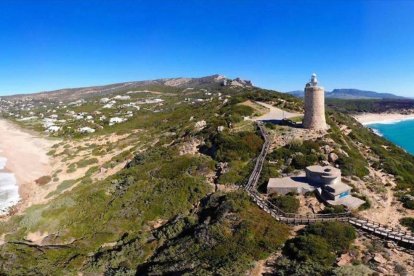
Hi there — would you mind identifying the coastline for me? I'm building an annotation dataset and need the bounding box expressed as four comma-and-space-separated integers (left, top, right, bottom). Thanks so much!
0, 119, 56, 216
353, 112, 414, 125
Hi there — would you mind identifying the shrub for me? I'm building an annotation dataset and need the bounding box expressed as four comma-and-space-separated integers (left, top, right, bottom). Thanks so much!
77, 158, 99, 168
283, 234, 336, 266
35, 175, 52, 186
400, 217, 414, 232
268, 140, 322, 170
320, 205, 346, 214
230, 105, 254, 117
273, 257, 331, 276
269, 194, 300, 213
202, 131, 263, 162
304, 222, 356, 253
400, 196, 414, 210
281, 222, 356, 271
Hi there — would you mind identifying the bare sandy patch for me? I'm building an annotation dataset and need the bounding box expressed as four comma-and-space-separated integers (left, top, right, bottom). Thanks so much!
0, 119, 57, 215
353, 112, 414, 125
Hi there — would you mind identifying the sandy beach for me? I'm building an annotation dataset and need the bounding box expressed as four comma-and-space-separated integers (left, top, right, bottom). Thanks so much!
353, 112, 414, 125
0, 119, 56, 215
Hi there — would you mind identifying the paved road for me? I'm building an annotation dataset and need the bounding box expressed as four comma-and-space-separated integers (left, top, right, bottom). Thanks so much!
253, 102, 302, 121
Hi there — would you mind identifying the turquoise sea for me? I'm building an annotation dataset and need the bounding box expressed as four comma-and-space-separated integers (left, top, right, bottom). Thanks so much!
367, 119, 414, 155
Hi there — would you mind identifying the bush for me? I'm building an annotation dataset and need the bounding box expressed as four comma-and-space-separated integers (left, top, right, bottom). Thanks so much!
319, 205, 346, 214
230, 105, 254, 117
269, 194, 300, 213
201, 131, 263, 162
400, 196, 414, 210
281, 222, 356, 271
35, 175, 52, 186
283, 234, 336, 266
268, 140, 322, 170
400, 217, 414, 232
304, 222, 356, 253
273, 257, 331, 276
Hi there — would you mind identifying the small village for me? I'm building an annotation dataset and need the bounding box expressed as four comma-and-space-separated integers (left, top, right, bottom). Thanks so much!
0, 76, 250, 137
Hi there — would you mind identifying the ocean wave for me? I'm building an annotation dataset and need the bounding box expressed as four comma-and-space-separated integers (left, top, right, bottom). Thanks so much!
364, 117, 414, 126
370, 128, 383, 137
0, 157, 7, 170
0, 172, 20, 215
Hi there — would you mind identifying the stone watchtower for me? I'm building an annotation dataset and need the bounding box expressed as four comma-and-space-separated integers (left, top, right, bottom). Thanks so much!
303, 73, 327, 130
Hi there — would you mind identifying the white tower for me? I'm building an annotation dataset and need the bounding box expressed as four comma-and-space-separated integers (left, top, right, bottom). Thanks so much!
303, 73, 327, 130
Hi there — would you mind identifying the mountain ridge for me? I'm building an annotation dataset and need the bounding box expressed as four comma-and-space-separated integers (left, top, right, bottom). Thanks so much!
287, 88, 405, 99
1, 74, 253, 102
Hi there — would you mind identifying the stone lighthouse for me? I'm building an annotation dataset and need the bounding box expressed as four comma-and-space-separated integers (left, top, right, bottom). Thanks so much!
303, 73, 327, 130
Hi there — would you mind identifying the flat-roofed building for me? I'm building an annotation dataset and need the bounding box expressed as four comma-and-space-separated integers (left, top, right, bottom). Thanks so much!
267, 165, 364, 209
267, 174, 315, 195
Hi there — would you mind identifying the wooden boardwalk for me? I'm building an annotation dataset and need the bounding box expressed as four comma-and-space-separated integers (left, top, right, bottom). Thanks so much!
243, 121, 414, 248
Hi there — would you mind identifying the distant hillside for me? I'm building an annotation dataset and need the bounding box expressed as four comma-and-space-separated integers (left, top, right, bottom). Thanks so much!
287, 88, 405, 100
326, 98, 414, 114
1, 74, 253, 102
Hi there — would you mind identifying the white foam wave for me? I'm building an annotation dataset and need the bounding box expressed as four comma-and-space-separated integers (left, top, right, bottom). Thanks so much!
0, 157, 7, 170
370, 128, 383, 137
0, 172, 20, 215
364, 116, 414, 126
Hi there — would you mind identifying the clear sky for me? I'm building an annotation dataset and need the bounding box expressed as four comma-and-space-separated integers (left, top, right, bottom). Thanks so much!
0, 0, 414, 96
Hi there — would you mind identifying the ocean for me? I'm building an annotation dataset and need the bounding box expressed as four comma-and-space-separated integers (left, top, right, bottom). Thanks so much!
0, 156, 20, 215
366, 118, 414, 155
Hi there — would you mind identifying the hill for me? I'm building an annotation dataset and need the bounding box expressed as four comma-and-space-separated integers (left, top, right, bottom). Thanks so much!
326, 98, 414, 114
1, 74, 253, 102
0, 76, 412, 274
288, 88, 405, 99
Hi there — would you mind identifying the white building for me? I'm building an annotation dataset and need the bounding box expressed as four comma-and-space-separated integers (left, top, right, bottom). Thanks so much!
109, 117, 126, 126
78, 127, 95, 134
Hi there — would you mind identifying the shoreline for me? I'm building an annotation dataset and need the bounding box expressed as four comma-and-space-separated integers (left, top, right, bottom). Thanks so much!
0, 119, 57, 216
353, 112, 414, 125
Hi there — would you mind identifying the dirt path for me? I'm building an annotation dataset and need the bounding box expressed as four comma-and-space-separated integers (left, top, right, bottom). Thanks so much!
253, 102, 302, 121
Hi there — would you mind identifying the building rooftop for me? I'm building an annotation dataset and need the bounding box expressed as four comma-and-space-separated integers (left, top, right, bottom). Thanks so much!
324, 182, 352, 196
306, 165, 341, 177
267, 173, 315, 194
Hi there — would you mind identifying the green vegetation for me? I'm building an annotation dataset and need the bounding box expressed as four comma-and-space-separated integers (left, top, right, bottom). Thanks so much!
278, 222, 357, 274
319, 205, 346, 214
4, 78, 414, 274
400, 195, 414, 210
268, 139, 323, 172
202, 131, 263, 162
400, 217, 414, 232
269, 194, 300, 213
0, 148, 212, 274
137, 192, 290, 275
76, 158, 98, 168
326, 112, 369, 178
228, 104, 254, 122
201, 130, 263, 184
326, 98, 414, 114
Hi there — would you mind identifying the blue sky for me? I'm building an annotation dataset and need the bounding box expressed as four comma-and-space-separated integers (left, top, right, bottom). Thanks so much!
0, 0, 414, 96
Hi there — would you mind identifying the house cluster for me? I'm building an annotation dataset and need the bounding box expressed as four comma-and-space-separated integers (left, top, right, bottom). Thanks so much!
0, 85, 232, 137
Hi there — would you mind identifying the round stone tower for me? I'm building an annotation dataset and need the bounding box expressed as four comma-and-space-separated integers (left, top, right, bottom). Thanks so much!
303, 73, 327, 130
